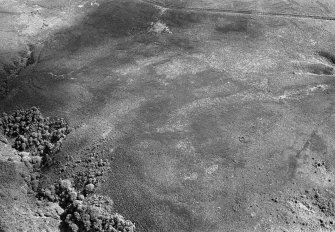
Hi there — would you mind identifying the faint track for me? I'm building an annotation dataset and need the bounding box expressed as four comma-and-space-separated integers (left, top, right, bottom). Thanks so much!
0, 11, 21, 15
144, 0, 335, 21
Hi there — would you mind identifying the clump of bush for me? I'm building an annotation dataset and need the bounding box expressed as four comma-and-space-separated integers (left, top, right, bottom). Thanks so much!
0, 107, 70, 166
40, 179, 136, 232
64, 193, 135, 232
1, 108, 136, 231
39, 179, 78, 206
65, 210, 136, 232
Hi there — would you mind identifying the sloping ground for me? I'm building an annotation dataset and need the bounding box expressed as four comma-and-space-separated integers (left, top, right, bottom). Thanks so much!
0, 0, 86, 98
2, 0, 335, 231
0, 141, 62, 232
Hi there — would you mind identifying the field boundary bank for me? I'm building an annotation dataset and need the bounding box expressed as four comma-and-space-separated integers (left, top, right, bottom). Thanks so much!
144, 0, 335, 21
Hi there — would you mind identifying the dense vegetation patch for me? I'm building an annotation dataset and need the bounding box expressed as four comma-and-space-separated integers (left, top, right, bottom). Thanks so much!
0, 107, 70, 167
